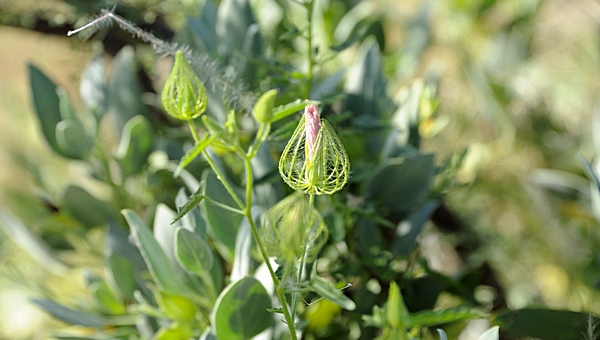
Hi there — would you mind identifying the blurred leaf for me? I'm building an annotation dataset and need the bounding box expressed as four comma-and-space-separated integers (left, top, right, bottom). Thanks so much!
175, 227, 214, 275
172, 185, 204, 225
231, 208, 260, 282
31, 299, 107, 329
216, 0, 256, 61
179, 0, 219, 54
367, 154, 435, 216
307, 265, 356, 311
408, 307, 486, 327
80, 55, 107, 117
211, 277, 272, 340
28, 63, 65, 156
392, 200, 439, 257
116, 115, 153, 178
0, 207, 67, 273
56, 86, 79, 122
88, 279, 126, 315
437, 329, 448, 340
495, 308, 599, 339
530, 168, 589, 200
156, 291, 197, 321
107, 46, 146, 134
202, 170, 244, 262
106, 252, 136, 300
403, 274, 449, 312
478, 326, 499, 340
55, 120, 93, 159
123, 209, 186, 294
154, 322, 193, 340
332, 2, 375, 51
235, 24, 263, 83
62, 185, 114, 227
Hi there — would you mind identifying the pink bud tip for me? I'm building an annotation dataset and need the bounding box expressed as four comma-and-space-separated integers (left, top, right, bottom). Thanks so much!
305, 104, 321, 159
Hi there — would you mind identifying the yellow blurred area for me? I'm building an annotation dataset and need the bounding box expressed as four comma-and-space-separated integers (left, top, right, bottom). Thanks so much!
305, 298, 342, 330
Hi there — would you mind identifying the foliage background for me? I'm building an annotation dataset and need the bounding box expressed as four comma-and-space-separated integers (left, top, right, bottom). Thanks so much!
1, 0, 600, 338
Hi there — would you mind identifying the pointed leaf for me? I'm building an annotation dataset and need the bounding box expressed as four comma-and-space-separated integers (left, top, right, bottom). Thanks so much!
31, 298, 107, 328
55, 120, 93, 159
116, 115, 153, 178
80, 55, 107, 117
270, 99, 320, 123
175, 135, 214, 178
408, 307, 486, 327
308, 266, 355, 311
62, 185, 114, 227
122, 209, 185, 294
28, 64, 64, 155
172, 186, 205, 225
175, 187, 207, 235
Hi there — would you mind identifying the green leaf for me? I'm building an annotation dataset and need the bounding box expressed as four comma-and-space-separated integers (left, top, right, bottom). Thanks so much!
56, 86, 79, 122
80, 55, 107, 117
216, 0, 256, 61
407, 307, 486, 327
211, 277, 272, 340
28, 64, 64, 156
178, 0, 219, 54
231, 209, 259, 281
88, 279, 126, 315
270, 99, 321, 123
201, 170, 244, 262
172, 185, 205, 225
236, 24, 263, 83
55, 120, 93, 159
107, 46, 146, 134
116, 115, 153, 178
367, 154, 435, 215
307, 266, 356, 311
31, 298, 107, 328
437, 329, 448, 340
175, 135, 214, 178
496, 308, 600, 339
175, 227, 214, 275
62, 185, 114, 227
156, 291, 197, 321
175, 187, 207, 236
122, 209, 185, 294
386, 282, 408, 330
154, 323, 193, 340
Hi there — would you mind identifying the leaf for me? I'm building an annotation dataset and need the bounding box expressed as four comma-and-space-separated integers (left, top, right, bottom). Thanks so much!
55, 120, 93, 159
386, 282, 409, 330
0, 207, 67, 273
236, 24, 263, 83
107, 46, 146, 135
478, 326, 499, 340
270, 99, 321, 123
211, 277, 272, 340
31, 298, 107, 328
216, 0, 256, 61
201, 170, 244, 262
175, 187, 207, 235
495, 308, 600, 339
172, 185, 205, 225
105, 252, 136, 300
175, 227, 214, 275
392, 200, 439, 257
116, 115, 153, 178
307, 265, 356, 311
156, 291, 197, 321
122, 209, 185, 294
180, 0, 219, 54
174, 135, 214, 178
80, 55, 107, 117
367, 154, 435, 216
407, 307, 487, 327
437, 329, 448, 340
28, 64, 64, 156
88, 279, 126, 315
231, 208, 259, 282
62, 185, 114, 227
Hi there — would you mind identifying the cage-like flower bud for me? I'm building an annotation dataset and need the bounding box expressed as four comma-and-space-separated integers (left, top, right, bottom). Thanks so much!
161, 51, 208, 120
278, 104, 350, 195
261, 192, 328, 265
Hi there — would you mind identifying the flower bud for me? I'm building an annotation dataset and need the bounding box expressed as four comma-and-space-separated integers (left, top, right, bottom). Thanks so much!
261, 192, 328, 265
253, 89, 277, 123
161, 51, 208, 120
278, 104, 350, 195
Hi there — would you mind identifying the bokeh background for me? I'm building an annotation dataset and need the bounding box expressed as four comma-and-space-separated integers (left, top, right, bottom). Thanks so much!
2, 0, 600, 338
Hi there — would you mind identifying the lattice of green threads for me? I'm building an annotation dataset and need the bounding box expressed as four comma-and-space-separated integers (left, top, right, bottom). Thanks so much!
161, 51, 208, 121
278, 115, 350, 195
261, 193, 328, 265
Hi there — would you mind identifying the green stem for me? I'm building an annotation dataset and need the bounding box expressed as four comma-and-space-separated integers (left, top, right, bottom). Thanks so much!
202, 195, 246, 215
188, 119, 200, 143
243, 156, 298, 340
202, 150, 245, 210
305, 0, 314, 98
